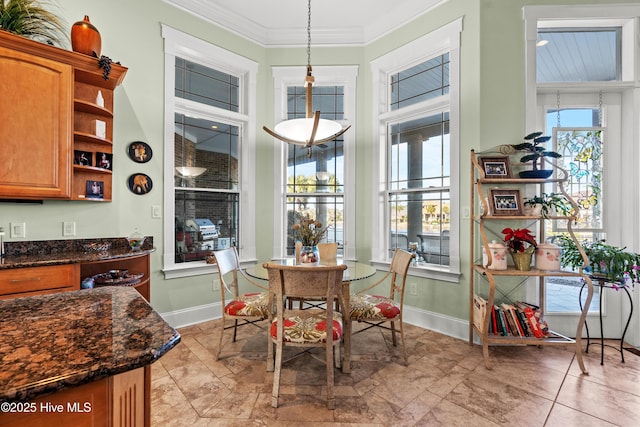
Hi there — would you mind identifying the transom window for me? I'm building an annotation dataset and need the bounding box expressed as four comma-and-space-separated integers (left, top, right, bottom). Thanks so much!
391, 54, 449, 110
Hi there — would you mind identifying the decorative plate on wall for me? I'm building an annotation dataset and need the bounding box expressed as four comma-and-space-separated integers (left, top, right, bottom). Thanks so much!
128, 141, 152, 163
128, 173, 152, 195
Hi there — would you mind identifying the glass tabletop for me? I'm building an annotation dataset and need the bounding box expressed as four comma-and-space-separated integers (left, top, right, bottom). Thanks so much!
245, 259, 376, 282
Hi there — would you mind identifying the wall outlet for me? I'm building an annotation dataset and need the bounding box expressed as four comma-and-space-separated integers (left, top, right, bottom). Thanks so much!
409, 282, 417, 296
10, 222, 25, 238
63, 221, 76, 237
212, 279, 220, 291
152, 205, 161, 218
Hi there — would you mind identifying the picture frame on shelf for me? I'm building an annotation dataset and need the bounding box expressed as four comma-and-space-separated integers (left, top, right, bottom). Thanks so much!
489, 188, 522, 216
479, 156, 511, 178
96, 152, 112, 170
86, 180, 104, 199
74, 150, 92, 166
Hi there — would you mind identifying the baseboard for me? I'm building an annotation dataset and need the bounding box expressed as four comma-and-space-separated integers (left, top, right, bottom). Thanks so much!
160, 302, 222, 329
160, 302, 470, 342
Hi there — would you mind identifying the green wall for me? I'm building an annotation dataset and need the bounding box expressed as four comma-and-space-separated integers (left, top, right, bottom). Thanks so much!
2, 0, 631, 328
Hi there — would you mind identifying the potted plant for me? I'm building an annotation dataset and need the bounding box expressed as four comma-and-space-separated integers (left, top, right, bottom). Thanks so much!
512, 132, 562, 179
0, 0, 67, 46
523, 192, 572, 217
502, 227, 538, 271
556, 235, 640, 286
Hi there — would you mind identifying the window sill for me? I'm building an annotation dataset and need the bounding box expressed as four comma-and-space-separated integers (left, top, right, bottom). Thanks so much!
370, 259, 461, 283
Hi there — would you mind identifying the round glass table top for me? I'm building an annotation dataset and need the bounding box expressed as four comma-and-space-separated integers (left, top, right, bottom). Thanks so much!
245, 259, 376, 282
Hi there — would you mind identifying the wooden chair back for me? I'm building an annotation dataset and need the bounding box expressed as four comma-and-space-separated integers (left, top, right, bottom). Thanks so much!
317, 242, 338, 261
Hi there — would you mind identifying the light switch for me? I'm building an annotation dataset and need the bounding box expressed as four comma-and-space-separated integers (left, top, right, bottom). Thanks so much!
10, 222, 25, 238
152, 206, 161, 218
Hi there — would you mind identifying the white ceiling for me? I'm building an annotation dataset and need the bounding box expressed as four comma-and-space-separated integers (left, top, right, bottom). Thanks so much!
163, 0, 448, 46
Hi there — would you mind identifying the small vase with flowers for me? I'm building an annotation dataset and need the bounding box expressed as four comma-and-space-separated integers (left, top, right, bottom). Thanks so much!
292, 214, 332, 264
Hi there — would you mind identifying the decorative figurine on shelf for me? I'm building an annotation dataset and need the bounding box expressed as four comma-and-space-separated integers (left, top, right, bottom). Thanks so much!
502, 227, 538, 271
511, 132, 562, 179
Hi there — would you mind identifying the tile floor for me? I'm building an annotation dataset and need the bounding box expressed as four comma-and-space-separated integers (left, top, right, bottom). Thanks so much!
151, 318, 640, 426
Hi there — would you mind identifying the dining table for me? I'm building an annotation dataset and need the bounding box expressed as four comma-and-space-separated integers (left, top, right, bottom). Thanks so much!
244, 259, 377, 373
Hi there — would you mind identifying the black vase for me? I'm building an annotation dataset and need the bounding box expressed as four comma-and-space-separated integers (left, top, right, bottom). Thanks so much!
519, 169, 553, 179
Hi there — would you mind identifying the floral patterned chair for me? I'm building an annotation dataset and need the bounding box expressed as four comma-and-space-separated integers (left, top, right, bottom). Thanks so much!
263, 263, 347, 409
349, 249, 414, 365
212, 247, 270, 360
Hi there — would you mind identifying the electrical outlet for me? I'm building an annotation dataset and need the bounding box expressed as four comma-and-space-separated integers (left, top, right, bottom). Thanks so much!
213, 279, 220, 291
10, 222, 25, 238
63, 221, 76, 237
152, 205, 161, 218
409, 283, 417, 296
462, 206, 470, 219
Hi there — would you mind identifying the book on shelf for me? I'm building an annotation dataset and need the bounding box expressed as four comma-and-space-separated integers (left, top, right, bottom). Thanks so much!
497, 305, 510, 336
491, 305, 499, 335
501, 303, 526, 337
473, 294, 488, 333
515, 301, 545, 338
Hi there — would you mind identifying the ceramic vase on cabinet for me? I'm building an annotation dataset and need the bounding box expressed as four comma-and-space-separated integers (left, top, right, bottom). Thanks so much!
482, 241, 508, 270
71, 15, 101, 57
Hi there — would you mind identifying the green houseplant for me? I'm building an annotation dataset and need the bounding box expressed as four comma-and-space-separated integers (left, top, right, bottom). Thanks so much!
512, 132, 562, 179
556, 234, 640, 286
523, 192, 572, 218
0, 0, 67, 46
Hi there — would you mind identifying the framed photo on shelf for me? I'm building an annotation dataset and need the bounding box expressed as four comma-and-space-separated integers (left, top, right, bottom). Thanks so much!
479, 156, 511, 178
96, 152, 112, 170
86, 180, 104, 199
489, 188, 522, 216
74, 150, 92, 167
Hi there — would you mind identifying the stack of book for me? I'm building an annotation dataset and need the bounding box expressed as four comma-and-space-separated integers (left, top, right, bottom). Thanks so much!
473, 294, 549, 338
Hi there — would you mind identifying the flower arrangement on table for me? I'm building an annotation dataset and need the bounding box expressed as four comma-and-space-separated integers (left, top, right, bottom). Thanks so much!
292, 214, 332, 263
502, 227, 538, 271
292, 214, 332, 247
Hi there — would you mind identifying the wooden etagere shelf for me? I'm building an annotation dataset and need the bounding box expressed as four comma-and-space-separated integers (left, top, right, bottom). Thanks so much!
469, 148, 594, 374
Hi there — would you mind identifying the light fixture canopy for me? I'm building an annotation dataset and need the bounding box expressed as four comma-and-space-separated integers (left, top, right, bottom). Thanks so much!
263, 0, 350, 157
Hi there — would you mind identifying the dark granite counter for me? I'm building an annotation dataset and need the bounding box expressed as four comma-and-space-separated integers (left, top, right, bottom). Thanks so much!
0, 237, 154, 270
0, 286, 180, 402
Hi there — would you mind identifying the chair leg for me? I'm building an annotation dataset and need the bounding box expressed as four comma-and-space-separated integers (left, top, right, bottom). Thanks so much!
399, 320, 408, 365
232, 319, 239, 342
390, 320, 398, 346
216, 317, 225, 360
271, 339, 283, 408
267, 337, 275, 372
325, 340, 335, 410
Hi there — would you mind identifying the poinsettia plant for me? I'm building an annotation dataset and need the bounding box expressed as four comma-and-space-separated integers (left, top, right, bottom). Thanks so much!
502, 227, 538, 252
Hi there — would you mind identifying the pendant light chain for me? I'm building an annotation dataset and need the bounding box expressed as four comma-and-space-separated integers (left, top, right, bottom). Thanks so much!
307, 0, 312, 68
556, 90, 561, 128
598, 90, 603, 127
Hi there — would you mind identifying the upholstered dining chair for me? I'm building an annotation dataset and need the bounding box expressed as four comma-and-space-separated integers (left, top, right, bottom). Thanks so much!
317, 242, 338, 261
349, 248, 414, 365
212, 247, 270, 360
263, 262, 347, 409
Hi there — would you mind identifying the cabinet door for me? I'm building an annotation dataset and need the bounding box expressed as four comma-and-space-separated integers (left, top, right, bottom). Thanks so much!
0, 46, 72, 199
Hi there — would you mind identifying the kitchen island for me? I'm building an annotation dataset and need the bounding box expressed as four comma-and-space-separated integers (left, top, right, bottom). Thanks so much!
0, 286, 180, 426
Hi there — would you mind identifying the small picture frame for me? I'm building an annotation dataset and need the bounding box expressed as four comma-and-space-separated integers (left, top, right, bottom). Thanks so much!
128, 141, 152, 163
489, 189, 522, 216
127, 173, 153, 195
479, 156, 511, 179
96, 152, 112, 170
74, 150, 92, 167
86, 180, 104, 199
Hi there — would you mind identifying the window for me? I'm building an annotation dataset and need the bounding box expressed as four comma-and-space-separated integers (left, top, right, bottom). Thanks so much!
371, 18, 462, 281
270, 66, 357, 260
162, 25, 258, 278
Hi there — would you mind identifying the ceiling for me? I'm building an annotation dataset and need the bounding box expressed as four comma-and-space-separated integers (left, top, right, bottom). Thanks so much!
164, 0, 447, 46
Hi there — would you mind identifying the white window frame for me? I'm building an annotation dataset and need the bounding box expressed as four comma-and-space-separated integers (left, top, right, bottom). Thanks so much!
161, 25, 258, 279
270, 65, 358, 260
370, 18, 462, 282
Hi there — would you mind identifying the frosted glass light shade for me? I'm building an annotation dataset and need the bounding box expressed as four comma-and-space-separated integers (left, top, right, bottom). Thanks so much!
274, 118, 343, 143
175, 167, 207, 177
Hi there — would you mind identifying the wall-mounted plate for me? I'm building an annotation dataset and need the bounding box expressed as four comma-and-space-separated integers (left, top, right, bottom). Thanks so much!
128, 141, 152, 163
128, 173, 152, 195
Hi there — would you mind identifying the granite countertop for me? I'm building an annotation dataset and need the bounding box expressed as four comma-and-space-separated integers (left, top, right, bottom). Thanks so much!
0, 286, 180, 402
0, 237, 155, 270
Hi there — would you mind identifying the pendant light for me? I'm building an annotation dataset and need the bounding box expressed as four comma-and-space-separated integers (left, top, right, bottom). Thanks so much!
263, 0, 350, 157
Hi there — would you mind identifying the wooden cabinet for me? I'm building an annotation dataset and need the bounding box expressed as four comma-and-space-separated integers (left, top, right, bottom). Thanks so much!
0, 30, 126, 202
80, 253, 151, 301
469, 149, 594, 374
0, 264, 79, 299
0, 368, 145, 427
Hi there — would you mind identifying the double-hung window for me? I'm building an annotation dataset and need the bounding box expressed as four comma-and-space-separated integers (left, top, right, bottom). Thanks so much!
270, 66, 357, 260
162, 26, 258, 278
371, 18, 462, 281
